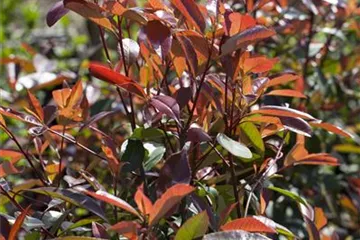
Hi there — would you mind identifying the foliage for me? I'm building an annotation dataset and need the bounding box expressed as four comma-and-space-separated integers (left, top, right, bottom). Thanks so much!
0, 0, 360, 239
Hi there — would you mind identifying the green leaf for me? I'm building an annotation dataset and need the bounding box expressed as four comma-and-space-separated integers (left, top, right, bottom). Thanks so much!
267, 186, 307, 205
216, 133, 252, 160
121, 139, 145, 172
60, 216, 101, 235
239, 122, 265, 154
333, 144, 360, 154
144, 143, 166, 171
131, 127, 165, 140
175, 211, 209, 240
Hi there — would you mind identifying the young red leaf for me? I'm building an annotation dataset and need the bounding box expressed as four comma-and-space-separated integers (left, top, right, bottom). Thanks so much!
27, 90, 44, 121
8, 205, 31, 240
84, 190, 141, 217
110, 221, 140, 239
223, 12, 256, 36
89, 63, 146, 98
243, 57, 278, 73
266, 89, 307, 98
150, 95, 181, 126
221, 216, 276, 233
149, 184, 195, 226
64, 0, 115, 32
221, 25, 276, 57
46, 1, 69, 27
310, 122, 352, 138
134, 187, 153, 215
101, 137, 121, 176
172, 0, 206, 32
266, 73, 299, 87
144, 20, 172, 60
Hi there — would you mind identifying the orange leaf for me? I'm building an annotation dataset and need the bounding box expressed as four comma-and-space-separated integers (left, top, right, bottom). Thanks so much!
243, 56, 278, 73
149, 184, 194, 226
27, 91, 44, 121
64, 0, 115, 32
110, 221, 140, 240
135, 187, 153, 215
101, 137, 121, 176
8, 205, 31, 240
295, 154, 339, 166
221, 217, 276, 233
310, 122, 352, 138
266, 89, 306, 98
52, 88, 72, 109
84, 190, 141, 217
314, 207, 327, 230
223, 12, 256, 36
171, 0, 206, 32
266, 74, 299, 87
89, 63, 146, 98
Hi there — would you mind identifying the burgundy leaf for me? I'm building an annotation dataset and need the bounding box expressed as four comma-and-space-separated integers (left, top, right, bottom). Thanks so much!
280, 116, 312, 137
144, 20, 172, 60
174, 87, 192, 109
187, 127, 212, 143
46, 1, 69, 27
92, 222, 109, 239
175, 33, 198, 77
150, 95, 181, 126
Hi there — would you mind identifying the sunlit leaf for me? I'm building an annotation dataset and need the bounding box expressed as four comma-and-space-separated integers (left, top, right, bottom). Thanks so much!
203, 230, 271, 240
251, 106, 316, 120
175, 211, 209, 240
216, 133, 252, 160
172, 0, 206, 32
239, 122, 264, 154
8, 205, 31, 240
134, 187, 153, 215
221, 217, 276, 233
266, 89, 306, 98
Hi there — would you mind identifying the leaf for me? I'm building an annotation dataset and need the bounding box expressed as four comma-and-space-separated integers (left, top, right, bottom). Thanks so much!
310, 122, 352, 138
92, 222, 109, 239
149, 184, 194, 226
135, 187, 153, 215
144, 144, 166, 171
27, 90, 44, 121
175, 33, 198, 77
8, 205, 31, 240
239, 122, 264, 154
175, 211, 209, 240
187, 127, 212, 143
46, 1, 69, 27
119, 38, 140, 66
110, 221, 140, 239
266, 74, 299, 88
171, 0, 206, 32
101, 137, 121, 175
121, 139, 145, 172
221, 217, 276, 233
243, 57, 277, 73
144, 20, 172, 60
280, 116, 312, 137
0, 106, 42, 126
83, 189, 140, 217
251, 105, 316, 120
294, 154, 339, 166
267, 186, 307, 205
314, 207, 327, 230
221, 25, 275, 57
203, 230, 271, 240
216, 133, 252, 160
333, 144, 360, 154
26, 187, 107, 221
150, 95, 181, 126
89, 63, 146, 98
64, 0, 114, 32
266, 89, 306, 98
53, 237, 107, 240
223, 12, 256, 36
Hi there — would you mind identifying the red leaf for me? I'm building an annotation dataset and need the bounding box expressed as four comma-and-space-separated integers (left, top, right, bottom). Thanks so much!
223, 12, 256, 36
251, 105, 316, 120
84, 190, 140, 217
175, 33, 198, 77
144, 20, 172, 60
149, 184, 194, 226
8, 205, 31, 240
134, 187, 153, 215
150, 95, 181, 126
89, 63, 146, 98
310, 122, 352, 138
172, 0, 206, 32
243, 56, 278, 73
221, 216, 276, 233
101, 137, 121, 176
266, 73, 299, 87
295, 154, 339, 166
221, 25, 276, 56
266, 89, 307, 98
27, 91, 44, 121
64, 0, 115, 32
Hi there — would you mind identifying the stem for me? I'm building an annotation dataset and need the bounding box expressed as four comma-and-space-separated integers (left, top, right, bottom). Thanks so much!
0, 122, 48, 185
57, 125, 66, 187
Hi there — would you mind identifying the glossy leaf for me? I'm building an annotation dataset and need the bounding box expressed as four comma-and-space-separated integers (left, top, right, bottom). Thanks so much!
216, 133, 252, 159
203, 230, 270, 240
221, 217, 276, 233
251, 105, 316, 120
134, 187, 153, 215
46, 1, 69, 27
89, 63, 146, 98
266, 89, 306, 98
149, 184, 194, 226
175, 211, 209, 240
221, 25, 276, 57
239, 122, 265, 154
280, 116, 312, 137
266, 74, 299, 87
119, 38, 140, 66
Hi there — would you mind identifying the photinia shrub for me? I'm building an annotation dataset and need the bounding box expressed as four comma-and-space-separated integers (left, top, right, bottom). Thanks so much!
0, 0, 359, 239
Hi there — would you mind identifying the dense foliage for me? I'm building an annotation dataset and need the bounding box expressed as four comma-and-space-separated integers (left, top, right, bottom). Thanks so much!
0, 0, 359, 239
